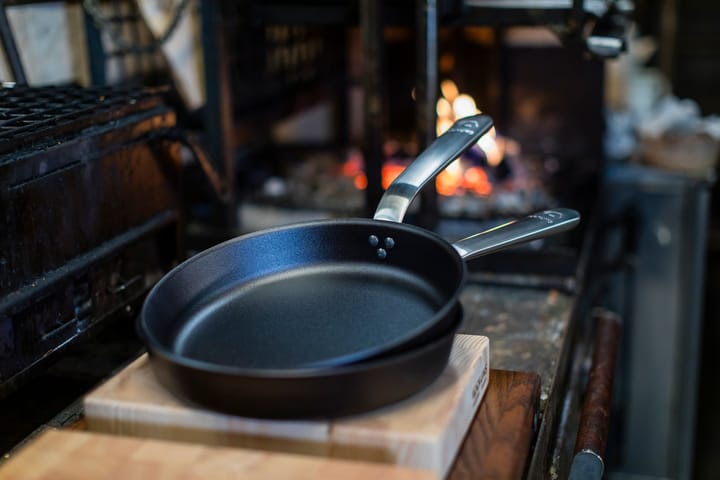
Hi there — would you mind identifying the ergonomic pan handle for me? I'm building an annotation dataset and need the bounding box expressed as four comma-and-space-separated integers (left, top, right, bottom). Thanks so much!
373, 114, 494, 223
453, 208, 581, 260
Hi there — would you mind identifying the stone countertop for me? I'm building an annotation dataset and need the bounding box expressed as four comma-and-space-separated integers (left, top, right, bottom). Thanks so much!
458, 279, 575, 409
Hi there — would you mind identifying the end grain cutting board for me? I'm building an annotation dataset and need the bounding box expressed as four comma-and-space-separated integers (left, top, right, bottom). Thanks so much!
84, 334, 490, 479
0, 430, 433, 480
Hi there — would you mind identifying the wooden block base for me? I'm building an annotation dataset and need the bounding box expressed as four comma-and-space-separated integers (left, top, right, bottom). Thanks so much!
0, 430, 433, 480
84, 334, 490, 479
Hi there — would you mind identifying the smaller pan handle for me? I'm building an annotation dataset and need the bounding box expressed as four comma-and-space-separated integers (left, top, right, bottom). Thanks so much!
373, 114, 494, 223
453, 208, 580, 260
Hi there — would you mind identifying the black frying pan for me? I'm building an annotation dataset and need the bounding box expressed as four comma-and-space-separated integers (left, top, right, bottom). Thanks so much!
140, 210, 578, 370
148, 305, 464, 418
138, 114, 578, 381
139, 214, 577, 419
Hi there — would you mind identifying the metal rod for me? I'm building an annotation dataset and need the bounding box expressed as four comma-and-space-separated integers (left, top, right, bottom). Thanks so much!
360, 0, 384, 217
129, 1, 144, 76
569, 309, 622, 480
201, 0, 236, 228
415, 0, 439, 229
83, 7, 107, 85
111, 0, 127, 80
0, 2, 27, 84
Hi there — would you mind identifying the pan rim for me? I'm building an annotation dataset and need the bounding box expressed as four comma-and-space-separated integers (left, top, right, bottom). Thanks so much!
146, 305, 464, 380
138, 218, 467, 373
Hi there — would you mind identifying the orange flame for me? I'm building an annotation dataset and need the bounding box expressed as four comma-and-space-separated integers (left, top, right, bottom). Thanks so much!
381, 164, 406, 190
436, 159, 463, 196
354, 174, 368, 190
435, 79, 511, 167
342, 159, 492, 197
341, 77, 516, 198
341, 162, 411, 192
435, 160, 492, 197
464, 166, 492, 196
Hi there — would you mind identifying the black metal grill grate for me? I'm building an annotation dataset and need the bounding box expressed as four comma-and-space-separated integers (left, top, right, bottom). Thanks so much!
0, 85, 162, 156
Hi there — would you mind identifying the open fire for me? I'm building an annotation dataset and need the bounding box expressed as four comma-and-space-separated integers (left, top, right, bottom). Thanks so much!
343, 79, 517, 199
252, 80, 552, 220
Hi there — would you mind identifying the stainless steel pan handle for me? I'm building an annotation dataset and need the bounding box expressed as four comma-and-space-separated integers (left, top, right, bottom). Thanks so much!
453, 208, 581, 260
373, 114, 494, 223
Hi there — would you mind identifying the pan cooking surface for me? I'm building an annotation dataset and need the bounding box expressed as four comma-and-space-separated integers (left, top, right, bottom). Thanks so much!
171, 263, 446, 369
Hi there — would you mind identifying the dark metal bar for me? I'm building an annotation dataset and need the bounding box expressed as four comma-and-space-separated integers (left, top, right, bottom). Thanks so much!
83, 7, 107, 85
332, 27, 349, 150
571, 0, 585, 30
569, 309, 622, 480
675, 181, 710, 479
0, 1, 27, 84
201, 0, 236, 227
111, 0, 126, 79
0, 210, 177, 313
360, 0, 384, 216
129, 2, 144, 76
415, 0, 439, 229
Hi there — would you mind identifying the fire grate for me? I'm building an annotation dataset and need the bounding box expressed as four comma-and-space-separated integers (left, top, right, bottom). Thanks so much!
0, 83, 179, 399
0, 85, 162, 156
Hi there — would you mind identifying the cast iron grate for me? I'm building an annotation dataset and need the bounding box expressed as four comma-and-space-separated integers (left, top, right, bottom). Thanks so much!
0, 85, 162, 156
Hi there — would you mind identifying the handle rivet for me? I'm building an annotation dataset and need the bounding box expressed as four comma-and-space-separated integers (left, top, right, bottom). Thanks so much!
384, 237, 395, 249
376, 248, 387, 259
368, 235, 379, 247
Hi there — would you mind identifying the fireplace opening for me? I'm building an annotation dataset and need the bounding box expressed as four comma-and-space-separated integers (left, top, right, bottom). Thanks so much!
216, 21, 603, 239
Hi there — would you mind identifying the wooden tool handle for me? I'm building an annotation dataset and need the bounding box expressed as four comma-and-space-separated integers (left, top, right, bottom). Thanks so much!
569, 309, 622, 480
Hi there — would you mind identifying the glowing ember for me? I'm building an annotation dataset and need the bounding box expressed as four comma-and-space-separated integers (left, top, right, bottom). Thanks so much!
354, 174, 368, 190
342, 156, 493, 198
340, 158, 410, 193
342, 153, 363, 177
436, 159, 463, 196
381, 163, 406, 190
464, 166, 492, 196
435, 159, 493, 197
341, 151, 367, 190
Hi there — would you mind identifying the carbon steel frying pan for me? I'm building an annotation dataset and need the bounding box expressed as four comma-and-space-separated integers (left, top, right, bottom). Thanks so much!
138, 115, 579, 415
148, 305, 464, 418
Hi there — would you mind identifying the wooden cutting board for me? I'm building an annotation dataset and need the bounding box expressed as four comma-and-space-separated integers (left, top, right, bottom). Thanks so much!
0, 430, 432, 480
84, 334, 489, 479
